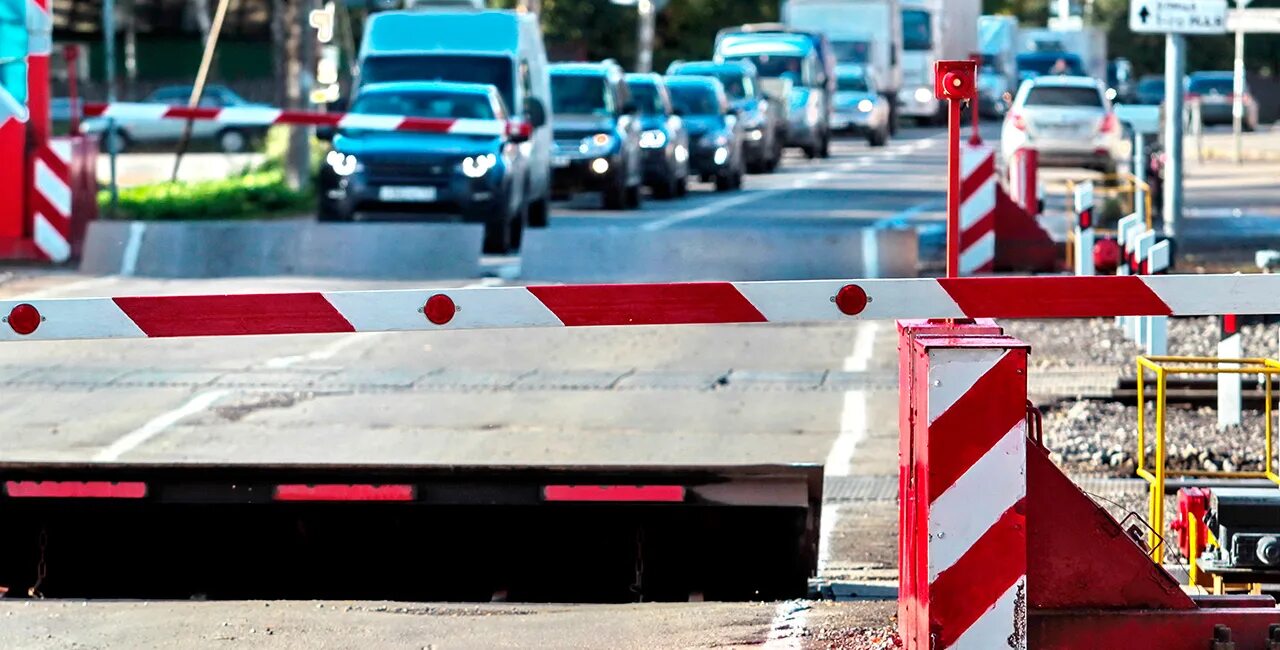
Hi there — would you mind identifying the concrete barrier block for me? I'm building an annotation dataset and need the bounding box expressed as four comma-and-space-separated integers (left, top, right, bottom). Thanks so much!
520, 226, 918, 282
81, 220, 482, 279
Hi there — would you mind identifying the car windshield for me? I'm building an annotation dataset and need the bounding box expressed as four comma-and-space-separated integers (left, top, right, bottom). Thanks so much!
668, 84, 719, 116
351, 90, 495, 120
831, 40, 871, 64
677, 68, 752, 99
903, 10, 931, 51
1017, 54, 1084, 77
1024, 86, 1103, 108
1189, 77, 1234, 95
837, 75, 869, 92
361, 55, 514, 108
551, 74, 613, 115
724, 54, 802, 81
627, 82, 666, 116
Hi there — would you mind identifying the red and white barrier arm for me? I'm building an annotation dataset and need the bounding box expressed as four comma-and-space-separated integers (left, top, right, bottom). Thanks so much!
80, 103, 508, 137
4, 275, 1280, 342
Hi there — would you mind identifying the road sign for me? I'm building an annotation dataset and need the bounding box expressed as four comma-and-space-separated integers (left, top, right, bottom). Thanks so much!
1228, 8, 1280, 32
1130, 0, 1229, 34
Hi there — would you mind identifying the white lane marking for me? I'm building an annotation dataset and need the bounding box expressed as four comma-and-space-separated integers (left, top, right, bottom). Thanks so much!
646, 134, 941, 232
120, 221, 147, 276
93, 389, 233, 462
763, 600, 811, 650
263, 332, 378, 369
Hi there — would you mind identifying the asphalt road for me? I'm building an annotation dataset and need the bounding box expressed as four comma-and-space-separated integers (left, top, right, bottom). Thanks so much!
0, 123, 1127, 649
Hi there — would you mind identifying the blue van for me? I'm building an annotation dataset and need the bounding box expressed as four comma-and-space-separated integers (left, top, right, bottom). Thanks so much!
359, 10, 552, 231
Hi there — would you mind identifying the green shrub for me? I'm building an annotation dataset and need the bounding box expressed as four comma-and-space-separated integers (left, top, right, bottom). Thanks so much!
101, 168, 311, 221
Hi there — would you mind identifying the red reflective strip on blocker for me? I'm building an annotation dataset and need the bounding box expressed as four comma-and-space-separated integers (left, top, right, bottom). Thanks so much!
1223, 314, 1238, 336
938, 276, 1173, 319
5, 480, 147, 498
113, 293, 356, 337
274, 484, 416, 501
528, 283, 767, 327
542, 485, 686, 502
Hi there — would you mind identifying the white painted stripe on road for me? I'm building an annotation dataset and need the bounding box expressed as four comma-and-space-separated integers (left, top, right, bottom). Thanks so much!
641, 189, 777, 231
94, 389, 233, 462
927, 420, 1026, 582
819, 321, 878, 576
120, 221, 147, 276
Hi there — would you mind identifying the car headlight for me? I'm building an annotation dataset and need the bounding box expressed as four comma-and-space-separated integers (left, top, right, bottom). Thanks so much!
326, 150, 360, 177
914, 87, 933, 104
857, 99, 875, 113
639, 129, 667, 149
461, 153, 498, 179
578, 133, 615, 156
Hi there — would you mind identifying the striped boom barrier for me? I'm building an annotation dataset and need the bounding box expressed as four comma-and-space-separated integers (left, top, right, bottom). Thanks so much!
8, 274, 1280, 342
81, 102, 512, 137
959, 143, 997, 275
900, 322, 1028, 649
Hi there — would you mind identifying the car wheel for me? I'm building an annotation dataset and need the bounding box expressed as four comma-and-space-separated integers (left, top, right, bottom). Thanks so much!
603, 175, 628, 209
651, 173, 677, 199
528, 195, 550, 228
802, 145, 819, 159
483, 203, 518, 255
507, 201, 527, 252
818, 133, 831, 158
715, 171, 735, 192
624, 181, 643, 209
217, 128, 249, 153
868, 128, 888, 148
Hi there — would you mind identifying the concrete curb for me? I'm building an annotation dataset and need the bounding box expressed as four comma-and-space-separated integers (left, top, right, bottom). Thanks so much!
80, 220, 483, 279
520, 226, 917, 282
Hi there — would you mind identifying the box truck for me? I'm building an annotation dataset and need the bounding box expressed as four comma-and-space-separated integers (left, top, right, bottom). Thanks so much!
898, 0, 980, 124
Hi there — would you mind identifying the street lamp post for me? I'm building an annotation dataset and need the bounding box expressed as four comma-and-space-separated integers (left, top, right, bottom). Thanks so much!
1232, 0, 1251, 165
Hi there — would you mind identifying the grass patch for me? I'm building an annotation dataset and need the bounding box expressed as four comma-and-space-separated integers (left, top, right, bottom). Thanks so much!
99, 127, 325, 221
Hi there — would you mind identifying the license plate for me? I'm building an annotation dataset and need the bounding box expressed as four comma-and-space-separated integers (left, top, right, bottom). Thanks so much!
553, 156, 571, 168
378, 186, 437, 202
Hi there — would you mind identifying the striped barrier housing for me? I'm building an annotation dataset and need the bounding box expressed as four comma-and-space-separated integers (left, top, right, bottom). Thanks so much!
959, 143, 996, 275
7, 274, 1280, 342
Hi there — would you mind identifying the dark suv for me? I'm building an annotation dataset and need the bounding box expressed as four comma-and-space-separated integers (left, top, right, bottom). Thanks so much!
316, 81, 533, 254
663, 76, 744, 192
623, 73, 690, 199
549, 61, 644, 210
667, 60, 782, 173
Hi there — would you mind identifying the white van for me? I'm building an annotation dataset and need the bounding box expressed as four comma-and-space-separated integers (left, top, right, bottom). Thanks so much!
359, 10, 554, 227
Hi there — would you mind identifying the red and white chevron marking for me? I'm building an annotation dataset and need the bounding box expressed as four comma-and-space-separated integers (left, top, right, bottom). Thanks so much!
29, 138, 73, 263
959, 143, 996, 275
5, 274, 1280, 342
81, 103, 509, 137
925, 344, 1027, 649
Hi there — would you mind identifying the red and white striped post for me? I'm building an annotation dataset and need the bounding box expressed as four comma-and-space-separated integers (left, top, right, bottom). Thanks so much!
959, 143, 997, 275
1072, 181, 1095, 276
899, 320, 1028, 650
1007, 148, 1040, 219
1218, 313, 1243, 428
936, 60, 979, 279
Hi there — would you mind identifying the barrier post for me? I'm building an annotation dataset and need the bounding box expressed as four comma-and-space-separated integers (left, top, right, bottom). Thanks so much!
1135, 230, 1156, 348
1073, 180, 1095, 276
1218, 314, 1243, 429
935, 60, 978, 279
1116, 214, 1143, 331
899, 319, 1027, 650
1146, 240, 1170, 355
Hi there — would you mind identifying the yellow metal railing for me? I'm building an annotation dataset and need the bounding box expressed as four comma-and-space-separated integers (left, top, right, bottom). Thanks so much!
1135, 356, 1280, 562
1064, 174, 1154, 269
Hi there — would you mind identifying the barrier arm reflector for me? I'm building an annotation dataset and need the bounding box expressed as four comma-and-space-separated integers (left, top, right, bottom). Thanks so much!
4, 275, 1280, 342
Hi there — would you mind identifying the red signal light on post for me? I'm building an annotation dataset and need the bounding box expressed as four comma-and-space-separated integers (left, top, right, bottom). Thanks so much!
934, 60, 977, 101
1078, 208, 1093, 230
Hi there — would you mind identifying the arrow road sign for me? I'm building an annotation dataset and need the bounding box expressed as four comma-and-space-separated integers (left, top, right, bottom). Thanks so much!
1131, 0, 1229, 34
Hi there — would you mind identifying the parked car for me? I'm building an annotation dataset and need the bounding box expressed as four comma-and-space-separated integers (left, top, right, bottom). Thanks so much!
80, 85, 268, 153
623, 73, 689, 199
315, 81, 533, 254
359, 9, 553, 228
1134, 75, 1165, 106
832, 64, 890, 146
715, 25, 834, 158
666, 59, 783, 173
663, 76, 744, 191
548, 61, 645, 209
1001, 75, 1124, 173
1015, 52, 1085, 84
1188, 71, 1258, 131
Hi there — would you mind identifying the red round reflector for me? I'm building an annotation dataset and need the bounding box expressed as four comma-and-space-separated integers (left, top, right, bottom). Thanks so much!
1093, 238, 1121, 273
423, 294, 456, 325
834, 284, 868, 316
7, 303, 41, 335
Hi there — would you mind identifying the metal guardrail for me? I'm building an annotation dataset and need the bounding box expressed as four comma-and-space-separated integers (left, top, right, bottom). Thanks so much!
1135, 355, 1280, 563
